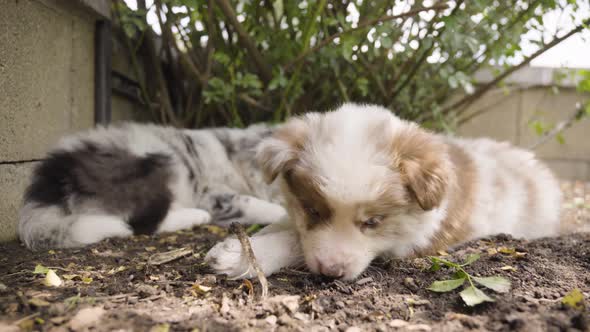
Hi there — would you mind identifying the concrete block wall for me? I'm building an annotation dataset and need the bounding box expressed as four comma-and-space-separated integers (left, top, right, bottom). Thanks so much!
458, 84, 590, 180
0, 0, 108, 242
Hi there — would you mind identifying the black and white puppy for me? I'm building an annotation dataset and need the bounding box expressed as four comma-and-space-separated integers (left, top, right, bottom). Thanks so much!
19, 123, 287, 250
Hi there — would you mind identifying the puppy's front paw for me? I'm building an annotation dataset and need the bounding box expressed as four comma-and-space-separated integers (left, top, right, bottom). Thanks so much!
210, 194, 244, 223
205, 238, 256, 279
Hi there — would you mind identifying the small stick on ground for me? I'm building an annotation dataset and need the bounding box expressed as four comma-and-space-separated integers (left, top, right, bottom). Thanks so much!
148, 247, 193, 265
229, 222, 269, 300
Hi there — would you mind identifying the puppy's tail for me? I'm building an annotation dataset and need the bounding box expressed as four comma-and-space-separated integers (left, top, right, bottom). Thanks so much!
19, 204, 132, 250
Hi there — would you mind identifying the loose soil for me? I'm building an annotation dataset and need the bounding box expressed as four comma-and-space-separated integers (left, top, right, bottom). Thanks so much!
1, 182, 589, 332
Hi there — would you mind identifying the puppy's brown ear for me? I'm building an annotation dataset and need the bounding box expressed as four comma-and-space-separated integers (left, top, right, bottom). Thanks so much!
390, 126, 451, 211
256, 116, 311, 183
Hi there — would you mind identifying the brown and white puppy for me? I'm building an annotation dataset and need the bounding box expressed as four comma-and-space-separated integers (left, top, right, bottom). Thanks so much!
205, 103, 561, 280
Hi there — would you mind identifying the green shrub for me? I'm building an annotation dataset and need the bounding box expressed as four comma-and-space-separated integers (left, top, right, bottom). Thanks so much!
113, 0, 589, 130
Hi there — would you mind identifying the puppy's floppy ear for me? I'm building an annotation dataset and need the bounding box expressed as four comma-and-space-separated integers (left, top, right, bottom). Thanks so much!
256, 116, 311, 183
390, 125, 452, 211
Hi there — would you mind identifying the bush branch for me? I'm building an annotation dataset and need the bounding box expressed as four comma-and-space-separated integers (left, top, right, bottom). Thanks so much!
442, 19, 590, 117
283, 3, 449, 71
528, 104, 587, 150
214, 0, 272, 83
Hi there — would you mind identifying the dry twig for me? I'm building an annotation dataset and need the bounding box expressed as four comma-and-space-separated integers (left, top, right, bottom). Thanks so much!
528, 104, 587, 150
148, 248, 193, 265
229, 223, 269, 300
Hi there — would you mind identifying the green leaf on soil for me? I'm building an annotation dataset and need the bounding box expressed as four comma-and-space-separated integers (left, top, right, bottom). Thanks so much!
562, 288, 585, 310
472, 276, 511, 293
461, 254, 480, 266
33, 264, 50, 274
81, 277, 93, 284
453, 270, 468, 279
429, 256, 458, 268
428, 278, 466, 292
429, 260, 441, 272
459, 286, 495, 306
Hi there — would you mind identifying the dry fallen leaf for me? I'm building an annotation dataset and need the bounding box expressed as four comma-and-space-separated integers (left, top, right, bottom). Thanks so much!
202, 225, 227, 236
562, 288, 585, 310
44, 270, 62, 287
150, 324, 170, 332
107, 266, 127, 275
148, 248, 192, 265
28, 298, 51, 307
62, 274, 79, 280
242, 279, 254, 297
497, 247, 515, 255
500, 265, 517, 272
191, 284, 212, 295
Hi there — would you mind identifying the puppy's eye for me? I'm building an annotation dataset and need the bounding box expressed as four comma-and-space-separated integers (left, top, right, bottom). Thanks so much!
361, 216, 383, 229
304, 206, 321, 219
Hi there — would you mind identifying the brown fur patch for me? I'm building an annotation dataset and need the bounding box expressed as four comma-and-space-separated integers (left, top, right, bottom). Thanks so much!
364, 177, 409, 217
283, 167, 333, 230
389, 126, 451, 211
257, 117, 310, 183
413, 142, 477, 255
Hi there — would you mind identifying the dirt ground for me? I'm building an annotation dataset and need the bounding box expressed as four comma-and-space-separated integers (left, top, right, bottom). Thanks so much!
1, 181, 589, 332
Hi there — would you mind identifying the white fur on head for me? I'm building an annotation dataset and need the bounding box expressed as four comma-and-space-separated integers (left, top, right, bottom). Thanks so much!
265, 103, 454, 280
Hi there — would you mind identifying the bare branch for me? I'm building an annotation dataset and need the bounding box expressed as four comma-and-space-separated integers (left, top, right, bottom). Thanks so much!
230, 223, 269, 300
441, 19, 590, 116
283, 3, 449, 71
389, 0, 463, 104
528, 104, 587, 150
214, 0, 272, 83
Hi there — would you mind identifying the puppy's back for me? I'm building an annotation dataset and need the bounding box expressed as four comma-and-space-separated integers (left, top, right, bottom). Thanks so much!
450, 137, 561, 240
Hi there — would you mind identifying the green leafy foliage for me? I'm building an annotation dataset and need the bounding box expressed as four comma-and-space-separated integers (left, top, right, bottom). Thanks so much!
472, 276, 511, 293
460, 285, 495, 306
111, 0, 589, 128
427, 254, 511, 306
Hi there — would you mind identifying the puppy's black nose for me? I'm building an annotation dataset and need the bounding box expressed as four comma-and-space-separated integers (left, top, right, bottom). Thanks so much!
318, 261, 345, 278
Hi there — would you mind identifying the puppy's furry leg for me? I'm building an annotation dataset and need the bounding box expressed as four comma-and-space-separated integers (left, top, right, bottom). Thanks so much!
210, 193, 287, 225
205, 222, 301, 278
157, 208, 211, 233
70, 215, 133, 246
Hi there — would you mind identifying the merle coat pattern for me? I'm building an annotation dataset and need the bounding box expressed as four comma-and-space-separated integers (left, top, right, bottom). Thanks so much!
19, 123, 287, 250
